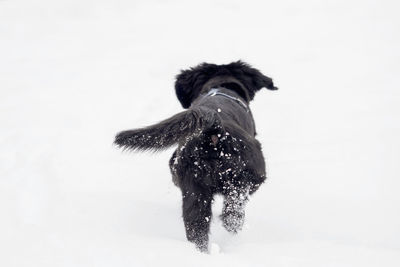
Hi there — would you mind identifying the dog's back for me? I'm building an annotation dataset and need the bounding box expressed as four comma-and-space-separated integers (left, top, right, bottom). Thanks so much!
169, 83, 267, 192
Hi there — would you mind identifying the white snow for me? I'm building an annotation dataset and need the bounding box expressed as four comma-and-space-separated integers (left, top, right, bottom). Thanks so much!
1, 0, 400, 266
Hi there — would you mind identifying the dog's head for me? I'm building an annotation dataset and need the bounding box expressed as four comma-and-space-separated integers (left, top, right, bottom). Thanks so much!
175, 61, 278, 108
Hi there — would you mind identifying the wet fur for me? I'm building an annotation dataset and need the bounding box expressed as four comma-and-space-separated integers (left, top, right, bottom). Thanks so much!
114, 61, 277, 252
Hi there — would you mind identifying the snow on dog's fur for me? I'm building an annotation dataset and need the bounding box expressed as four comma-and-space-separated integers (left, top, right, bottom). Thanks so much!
115, 61, 277, 252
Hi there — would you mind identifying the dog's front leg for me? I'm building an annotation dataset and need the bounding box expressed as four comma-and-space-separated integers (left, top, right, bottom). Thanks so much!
181, 185, 212, 252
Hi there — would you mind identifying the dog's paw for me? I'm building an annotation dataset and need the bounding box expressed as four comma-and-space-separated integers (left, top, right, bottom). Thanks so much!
221, 211, 245, 234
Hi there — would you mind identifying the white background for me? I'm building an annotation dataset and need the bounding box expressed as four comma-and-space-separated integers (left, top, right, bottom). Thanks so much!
1, 0, 399, 266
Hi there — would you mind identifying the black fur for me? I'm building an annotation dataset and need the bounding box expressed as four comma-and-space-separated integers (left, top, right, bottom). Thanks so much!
114, 61, 277, 252
175, 60, 277, 108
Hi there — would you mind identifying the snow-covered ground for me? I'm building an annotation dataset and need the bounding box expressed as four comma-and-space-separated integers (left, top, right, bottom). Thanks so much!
1, 0, 400, 266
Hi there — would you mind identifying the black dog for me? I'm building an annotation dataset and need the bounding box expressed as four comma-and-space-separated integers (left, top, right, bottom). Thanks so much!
114, 61, 277, 252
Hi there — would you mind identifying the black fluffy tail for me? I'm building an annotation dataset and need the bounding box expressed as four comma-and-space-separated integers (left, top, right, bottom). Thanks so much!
114, 108, 219, 152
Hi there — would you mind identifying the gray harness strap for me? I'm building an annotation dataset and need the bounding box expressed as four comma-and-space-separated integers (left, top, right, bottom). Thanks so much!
205, 88, 249, 112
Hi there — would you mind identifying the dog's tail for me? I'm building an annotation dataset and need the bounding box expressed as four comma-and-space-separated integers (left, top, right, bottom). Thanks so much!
114, 107, 219, 152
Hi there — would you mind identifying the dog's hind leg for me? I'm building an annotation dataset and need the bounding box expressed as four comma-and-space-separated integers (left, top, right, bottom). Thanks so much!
181, 184, 212, 252
221, 183, 249, 234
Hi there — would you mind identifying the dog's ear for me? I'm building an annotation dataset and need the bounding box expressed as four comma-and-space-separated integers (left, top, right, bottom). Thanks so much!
227, 61, 278, 100
175, 69, 196, 108
175, 63, 216, 108
247, 67, 278, 91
